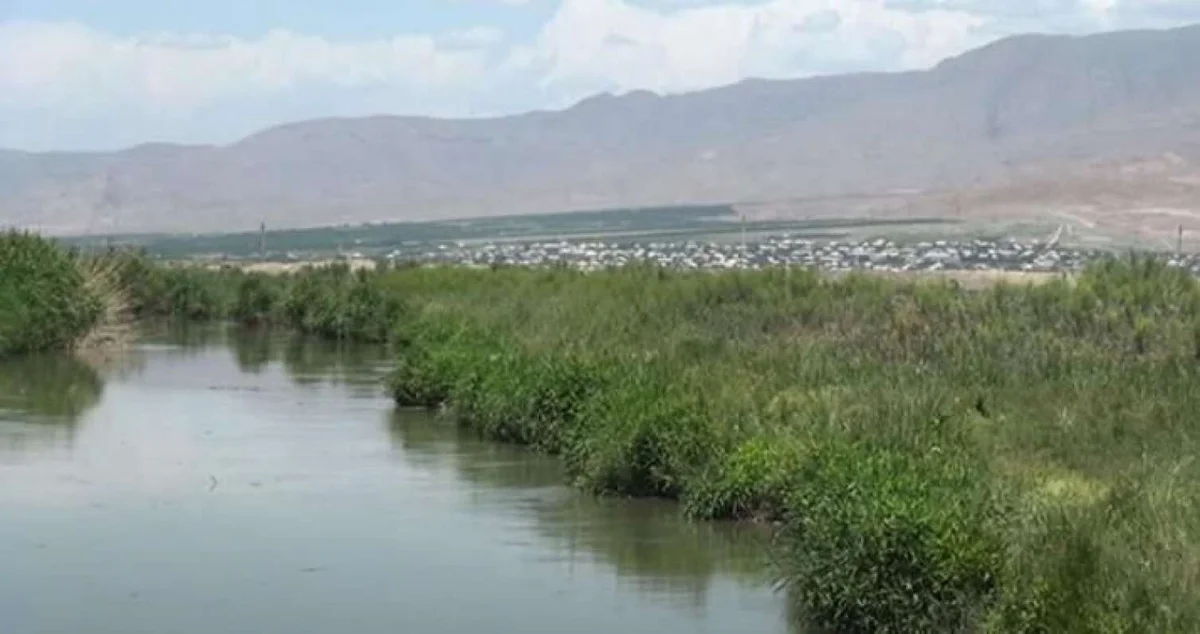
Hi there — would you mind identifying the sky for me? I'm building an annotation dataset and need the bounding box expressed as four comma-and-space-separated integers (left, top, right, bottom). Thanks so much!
2, 0, 1200, 151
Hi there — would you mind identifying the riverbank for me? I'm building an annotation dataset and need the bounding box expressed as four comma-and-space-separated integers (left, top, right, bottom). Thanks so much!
118, 255, 1200, 631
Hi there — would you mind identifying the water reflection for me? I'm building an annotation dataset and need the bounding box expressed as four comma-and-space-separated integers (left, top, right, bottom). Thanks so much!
0, 355, 105, 455
0, 325, 788, 634
386, 411, 774, 607
224, 323, 389, 393
231, 327, 273, 374
139, 319, 226, 355
0, 355, 104, 421
279, 335, 390, 393
144, 322, 392, 393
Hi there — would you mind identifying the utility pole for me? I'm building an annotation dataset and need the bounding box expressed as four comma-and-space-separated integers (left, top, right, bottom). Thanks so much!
1178, 224, 1184, 256
259, 220, 267, 262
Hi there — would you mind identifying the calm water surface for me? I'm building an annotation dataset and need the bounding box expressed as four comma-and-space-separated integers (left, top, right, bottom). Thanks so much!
0, 324, 788, 634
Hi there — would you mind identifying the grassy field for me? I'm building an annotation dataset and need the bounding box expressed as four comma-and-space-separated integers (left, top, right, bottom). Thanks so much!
113, 254, 1200, 632
379, 261, 1200, 632
0, 232, 105, 357
63, 205, 738, 259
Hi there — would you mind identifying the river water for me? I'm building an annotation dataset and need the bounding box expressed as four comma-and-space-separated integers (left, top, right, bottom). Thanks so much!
0, 324, 788, 634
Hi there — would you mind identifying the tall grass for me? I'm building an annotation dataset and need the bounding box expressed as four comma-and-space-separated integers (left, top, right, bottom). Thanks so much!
376, 259, 1200, 632
109, 253, 402, 342
0, 232, 103, 356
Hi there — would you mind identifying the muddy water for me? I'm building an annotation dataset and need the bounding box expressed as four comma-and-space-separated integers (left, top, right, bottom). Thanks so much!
0, 324, 788, 634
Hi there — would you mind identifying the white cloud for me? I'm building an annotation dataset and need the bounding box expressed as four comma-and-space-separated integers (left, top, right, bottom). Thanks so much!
1, 0, 1199, 149
0, 21, 493, 111
523, 0, 984, 97
442, 25, 507, 47
496, 0, 987, 112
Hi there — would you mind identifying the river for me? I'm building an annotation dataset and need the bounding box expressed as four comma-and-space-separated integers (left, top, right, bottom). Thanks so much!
0, 324, 789, 634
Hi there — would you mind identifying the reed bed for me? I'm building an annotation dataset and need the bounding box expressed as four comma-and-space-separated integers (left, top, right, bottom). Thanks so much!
0, 232, 103, 356
380, 260, 1200, 633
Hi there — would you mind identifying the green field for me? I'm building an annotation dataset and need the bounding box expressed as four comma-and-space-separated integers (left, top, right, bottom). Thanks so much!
62, 205, 955, 260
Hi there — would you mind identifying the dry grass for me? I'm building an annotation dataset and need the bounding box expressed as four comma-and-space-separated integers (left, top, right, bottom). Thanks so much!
201, 259, 377, 275
76, 255, 135, 353
827, 268, 1069, 290
885, 269, 1068, 289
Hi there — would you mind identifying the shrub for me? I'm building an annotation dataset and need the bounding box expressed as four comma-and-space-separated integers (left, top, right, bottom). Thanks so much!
388, 315, 487, 407
683, 437, 803, 521
232, 274, 280, 325
0, 232, 102, 356
777, 443, 1006, 633
451, 346, 609, 453
564, 363, 727, 498
280, 265, 401, 341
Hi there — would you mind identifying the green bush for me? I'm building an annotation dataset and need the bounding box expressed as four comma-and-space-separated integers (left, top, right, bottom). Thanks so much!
683, 437, 803, 521
388, 313, 498, 407
166, 269, 232, 320
564, 363, 726, 498
0, 232, 102, 356
233, 274, 280, 325
112, 256, 403, 343
280, 265, 401, 341
107, 250, 167, 316
112, 253, 237, 320
452, 346, 609, 454
778, 443, 1006, 633
389, 346, 456, 408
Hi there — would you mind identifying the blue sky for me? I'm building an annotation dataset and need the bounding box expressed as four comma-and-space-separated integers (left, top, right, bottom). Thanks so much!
2, 0, 1200, 151
3, 0, 555, 39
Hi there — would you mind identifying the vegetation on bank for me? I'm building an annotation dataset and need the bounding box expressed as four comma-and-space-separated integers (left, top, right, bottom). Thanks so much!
112, 254, 400, 342
0, 232, 104, 357
376, 261, 1200, 633
107, 254, 1200, 631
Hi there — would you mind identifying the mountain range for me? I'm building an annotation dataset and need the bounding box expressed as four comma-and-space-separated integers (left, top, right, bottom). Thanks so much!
4, 23, 1200, 237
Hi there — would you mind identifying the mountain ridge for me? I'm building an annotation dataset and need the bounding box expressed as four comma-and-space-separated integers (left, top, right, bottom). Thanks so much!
4, 23, 1200, 236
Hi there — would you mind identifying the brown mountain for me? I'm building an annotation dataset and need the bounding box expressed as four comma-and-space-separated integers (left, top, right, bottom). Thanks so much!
4, 23, 1200, 235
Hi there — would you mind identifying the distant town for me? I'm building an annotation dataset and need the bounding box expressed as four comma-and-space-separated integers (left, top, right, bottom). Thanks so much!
373, 236, 1200, 275
71, 202, 1200, 275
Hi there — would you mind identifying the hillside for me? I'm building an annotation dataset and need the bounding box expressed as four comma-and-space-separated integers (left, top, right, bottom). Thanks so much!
3, 24, 1200, 235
